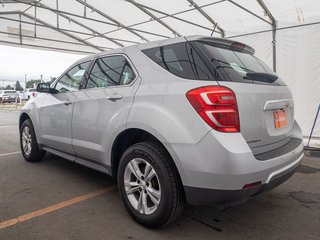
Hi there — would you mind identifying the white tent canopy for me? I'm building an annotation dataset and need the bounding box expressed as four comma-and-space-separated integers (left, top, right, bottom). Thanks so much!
1, 0, 320, 146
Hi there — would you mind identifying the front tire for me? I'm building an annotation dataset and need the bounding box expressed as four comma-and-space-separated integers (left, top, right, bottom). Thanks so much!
118, 142, 184, 228
20, 119, 45, 162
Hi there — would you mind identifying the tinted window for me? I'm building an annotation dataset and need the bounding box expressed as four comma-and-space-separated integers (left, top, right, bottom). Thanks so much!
55, 61, 90, 93
201, 43, 285, 85
86, 55, 135, 89
143, 42, 213, 80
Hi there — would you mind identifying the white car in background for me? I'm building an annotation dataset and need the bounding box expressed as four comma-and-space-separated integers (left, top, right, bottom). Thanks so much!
23, 88, 38, 100
0, 90, 20, 104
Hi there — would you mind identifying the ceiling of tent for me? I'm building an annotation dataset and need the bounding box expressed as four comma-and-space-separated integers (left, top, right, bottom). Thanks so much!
0, 0, 319, 54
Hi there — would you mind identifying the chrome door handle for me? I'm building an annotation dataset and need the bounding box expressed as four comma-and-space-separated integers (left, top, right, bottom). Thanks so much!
63, 99, 72, 106
106, 94, 123, 101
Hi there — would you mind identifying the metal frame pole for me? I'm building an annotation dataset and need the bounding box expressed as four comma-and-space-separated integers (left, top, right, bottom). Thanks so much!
129, 1, 221, 34
126, 0, 181, 37
56, 0, 59, 28
22, 12, 104, 51
76, 0, 149, 42
307, 104, 320, 148
34, 5, 37, 37
0, 13, 140, 44
186, 0, 225, 37
12, 0, 167, 39
19, 12, 22, 44
257, 0, 277, 72
34, 2, 124, 47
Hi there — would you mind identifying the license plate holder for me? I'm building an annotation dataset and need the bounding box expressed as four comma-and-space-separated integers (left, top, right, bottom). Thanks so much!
273, 109, 288, 129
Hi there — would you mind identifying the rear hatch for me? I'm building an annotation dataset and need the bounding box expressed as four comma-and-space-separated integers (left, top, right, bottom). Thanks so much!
191, 38, 294, 155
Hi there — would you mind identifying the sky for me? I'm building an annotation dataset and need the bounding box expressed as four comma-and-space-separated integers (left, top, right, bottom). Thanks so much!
0, 45, 86, 88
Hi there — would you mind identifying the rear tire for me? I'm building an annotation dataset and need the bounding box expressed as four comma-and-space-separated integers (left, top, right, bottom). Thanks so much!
117, 142, 184, 228
20, 119, 45, 162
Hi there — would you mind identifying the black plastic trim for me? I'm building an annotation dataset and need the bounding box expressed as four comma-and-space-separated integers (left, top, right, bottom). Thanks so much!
40, 144, 112, 174
254, 138, 302, 161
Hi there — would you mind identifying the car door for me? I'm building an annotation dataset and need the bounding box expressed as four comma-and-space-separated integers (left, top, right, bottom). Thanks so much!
39, 61, 91, 155
71, 54, 139, 171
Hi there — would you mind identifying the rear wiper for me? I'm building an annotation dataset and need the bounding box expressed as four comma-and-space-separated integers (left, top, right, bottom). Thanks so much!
243, 72, 278, 83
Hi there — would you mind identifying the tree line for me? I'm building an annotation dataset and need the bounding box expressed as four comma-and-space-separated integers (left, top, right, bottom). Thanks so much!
0, 78, 57, 91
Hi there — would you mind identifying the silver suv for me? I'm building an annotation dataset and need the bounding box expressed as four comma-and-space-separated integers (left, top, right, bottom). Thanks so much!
19, 36, 304, 228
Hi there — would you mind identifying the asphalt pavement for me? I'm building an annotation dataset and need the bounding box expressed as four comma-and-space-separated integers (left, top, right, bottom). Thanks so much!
0, 110, 319, 240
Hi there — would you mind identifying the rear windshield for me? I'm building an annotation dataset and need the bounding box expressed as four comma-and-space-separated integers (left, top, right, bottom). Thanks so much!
142, 42, 214, 80
29, 89, 36, 92
201, 42, 286, 86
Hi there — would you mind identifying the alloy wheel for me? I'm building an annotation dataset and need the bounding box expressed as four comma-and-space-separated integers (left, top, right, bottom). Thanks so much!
22, 126, 32, 156
124, 158, 161, 215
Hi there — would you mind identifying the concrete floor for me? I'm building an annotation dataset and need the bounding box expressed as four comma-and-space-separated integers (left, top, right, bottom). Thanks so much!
0, 110, 319, 240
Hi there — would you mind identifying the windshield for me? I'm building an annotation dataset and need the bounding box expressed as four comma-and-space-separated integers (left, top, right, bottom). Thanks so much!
201, 42, 286, 85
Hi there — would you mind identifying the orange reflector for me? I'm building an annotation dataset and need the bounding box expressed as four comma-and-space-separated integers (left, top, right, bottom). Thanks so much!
242, 181, 262, 189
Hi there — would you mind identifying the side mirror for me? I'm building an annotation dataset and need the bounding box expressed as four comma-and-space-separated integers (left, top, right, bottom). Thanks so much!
36, 83, 55, 94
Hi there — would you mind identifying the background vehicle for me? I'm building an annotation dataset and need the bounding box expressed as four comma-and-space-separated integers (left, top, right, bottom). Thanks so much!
0, 90, 19, 104
22, 88, 38, 100
19, 36, 303, 228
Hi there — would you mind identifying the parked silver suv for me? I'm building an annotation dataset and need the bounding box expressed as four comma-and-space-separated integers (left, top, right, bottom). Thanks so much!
19, 36, 303, 228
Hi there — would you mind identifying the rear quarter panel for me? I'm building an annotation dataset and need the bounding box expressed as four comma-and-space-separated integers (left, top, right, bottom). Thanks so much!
125, 46, 215, 144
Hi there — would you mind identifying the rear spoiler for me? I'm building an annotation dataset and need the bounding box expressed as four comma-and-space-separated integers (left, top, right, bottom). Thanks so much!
185, 36, 255, 55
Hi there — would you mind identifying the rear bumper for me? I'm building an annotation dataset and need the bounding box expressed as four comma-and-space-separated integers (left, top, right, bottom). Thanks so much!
1, 98, 19, 103
169, 120, 304, 205
184, 153, 302, 206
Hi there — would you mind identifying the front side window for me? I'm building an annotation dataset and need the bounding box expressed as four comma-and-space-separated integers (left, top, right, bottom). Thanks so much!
86, 55, 136, 89
142, 42, 213, 80
55, 61, 90, 93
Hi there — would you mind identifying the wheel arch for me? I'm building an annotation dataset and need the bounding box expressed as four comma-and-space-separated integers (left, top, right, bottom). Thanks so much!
111, 128, 184, 187
19, 112, 31, 131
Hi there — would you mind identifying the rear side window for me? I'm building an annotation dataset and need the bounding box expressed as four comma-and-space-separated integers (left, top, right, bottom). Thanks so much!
86, 55, 136, 89
201, 42, 286, 85
142, 42, 213, 80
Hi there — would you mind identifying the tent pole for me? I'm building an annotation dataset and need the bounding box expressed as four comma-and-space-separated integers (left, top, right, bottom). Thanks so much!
307, 104, 320, 148
186, 0, 225, 37
256, 0, 277, 72
56, 0, 59, 29
75, 0, 149, 42
272, 24, 276, 72
34, 5, 36, 37
126, 0, 182, 37
19, 12, 22, 45
22, 12, 104, 51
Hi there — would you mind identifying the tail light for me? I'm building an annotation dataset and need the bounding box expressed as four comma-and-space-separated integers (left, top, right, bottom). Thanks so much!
32, 92, 36, 97
186, 86, 240, 132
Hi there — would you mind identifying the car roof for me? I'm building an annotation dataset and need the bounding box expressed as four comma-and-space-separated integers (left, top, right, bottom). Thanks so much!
74, 35, 255, 64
